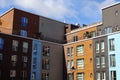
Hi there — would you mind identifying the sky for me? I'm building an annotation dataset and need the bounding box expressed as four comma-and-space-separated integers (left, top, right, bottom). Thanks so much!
0, 0, 120, 25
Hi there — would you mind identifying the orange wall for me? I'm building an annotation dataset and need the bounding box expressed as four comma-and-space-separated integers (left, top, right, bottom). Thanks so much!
66, 26, 97, 42
0, 9, 14, 34
64, 26, 97, 80
64, 39, 94, 80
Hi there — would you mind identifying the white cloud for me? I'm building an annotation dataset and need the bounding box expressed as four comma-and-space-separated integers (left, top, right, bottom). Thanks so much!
13, 0, 77, 20
0, 0, 13, 8
100, 0, 117, 9
0, 0, 120, 24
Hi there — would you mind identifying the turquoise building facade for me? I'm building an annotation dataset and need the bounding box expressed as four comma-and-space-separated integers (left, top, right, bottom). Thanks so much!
31, 39, 42, 80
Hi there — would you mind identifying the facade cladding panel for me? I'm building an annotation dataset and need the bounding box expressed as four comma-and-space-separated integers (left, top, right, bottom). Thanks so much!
13, 9, 39, 38
39, 16, 66, 43
64, 39, 94, 80
108, 33, 120, 80
0, 33, 32, 80
30, 40, 42, 80
42, 41, 64, 80
93, 35, 109, 80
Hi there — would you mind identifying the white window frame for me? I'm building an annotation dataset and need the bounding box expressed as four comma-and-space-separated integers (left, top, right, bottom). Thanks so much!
96, 42, 99, 53
101, 41, 105, 52
77, 45, 84, 55
101, 56, 105, 68
77, 59, 84, 69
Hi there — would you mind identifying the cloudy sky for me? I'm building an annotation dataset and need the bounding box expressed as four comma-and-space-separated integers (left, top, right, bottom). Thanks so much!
0, 0, 120, 25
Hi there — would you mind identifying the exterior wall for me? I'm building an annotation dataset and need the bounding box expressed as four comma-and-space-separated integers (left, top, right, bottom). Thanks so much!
39, 16, 66, 43
0, 9, 14, 34
31, 40, 42, 80
42, 41, 64, 80
102, 3, 120, 33
108, 33, 120, 80
93, 36, 109, 80
13, 9, 40, 38
66, 26, 97, 43
0, 33, 32, 80
64, 39, 94, 80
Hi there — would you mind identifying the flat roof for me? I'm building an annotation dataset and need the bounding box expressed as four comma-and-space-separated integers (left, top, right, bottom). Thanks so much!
102, 2, 120, 10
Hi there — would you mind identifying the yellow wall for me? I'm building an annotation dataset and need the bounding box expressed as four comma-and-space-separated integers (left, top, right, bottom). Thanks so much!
66, 26, 97, 42
0, 9, 14, 34
64, 26, 97, 80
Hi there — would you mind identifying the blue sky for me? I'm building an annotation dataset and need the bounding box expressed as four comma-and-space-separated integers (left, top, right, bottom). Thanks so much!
0, 0, 120, 25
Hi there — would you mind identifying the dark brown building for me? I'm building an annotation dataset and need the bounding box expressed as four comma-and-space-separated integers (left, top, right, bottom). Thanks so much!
0, 8, 66, 44
0, 32, 33, 80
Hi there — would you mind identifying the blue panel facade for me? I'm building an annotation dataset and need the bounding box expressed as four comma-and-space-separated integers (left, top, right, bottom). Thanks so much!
30, 39, 42, 80
108, 33, 120, 80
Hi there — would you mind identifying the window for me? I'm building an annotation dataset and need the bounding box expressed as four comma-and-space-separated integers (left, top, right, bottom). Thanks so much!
22, 56, 28, 67
0, 38, 4, 50
33, 57, 37, 69
110, 54, 116, 67
42, 73, 49, 80
96, 57, 100, 68
23, 42, 28, 53
111, 71, 116, 80
98, 30, 102, 36
32, 72, 36, 80
0, 54, 3, 64
96, 72, 100, 80
67, 60, 74, 70
105, 27, 112, 34
21, 17, 28, 27
67, 47, 74, 57
10, 70, 16, 80
101, 41, 105, 52
77, 73, 84, 80
96, 42, 99, 53
101, 56, 105, 68
115, 10, 118, 16
77, 59, 84, 69
43, 46, 50, 56
22, 56, 28, 62
20, 30, 27, 37
77, 45, 84, 55
68, 73, 74, 80
109, 39, 115, 51
12, 40, 18, 51
11, 55, 17, 66
21, 71, 27, 80
33, 44, 37, 54
42, 59, 50, 70
102, 72, 106, 80
73, 36, 78, 42
91, 31, 96, 37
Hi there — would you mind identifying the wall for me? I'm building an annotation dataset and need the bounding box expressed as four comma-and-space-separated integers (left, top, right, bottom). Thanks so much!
108, 33, 120, 80
31, 39, 42, 80
93, 35, 109, 80
0, 9, 14, 34
64, 39, 94, 80
42, 41, 64, 80
102, 3, 120, 32
39, 16, 66, 43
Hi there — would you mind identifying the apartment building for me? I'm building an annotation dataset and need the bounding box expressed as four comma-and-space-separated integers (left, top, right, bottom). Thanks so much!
64, 22, 102, 80
0, 8, 66, 80
93, 35, 109, 80
0, 8, 66, 43
0, 32, 35, 80
107, 32, 120, 80
1, 2, 120, 80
